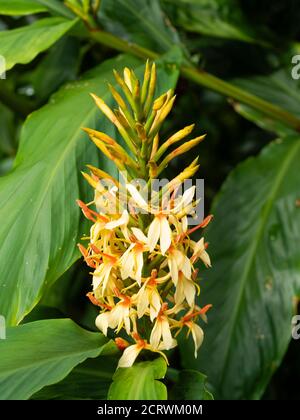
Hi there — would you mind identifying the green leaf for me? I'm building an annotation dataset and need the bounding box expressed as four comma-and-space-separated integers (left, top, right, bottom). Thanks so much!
180, 136, 300, 399
162, 0, 263, 44
0, 17, 77, 71
0, 53, 181, 326
108, 358, 167, 400
29, 36, 80, 101
232, 70, 300, 135
0, 0, 48, 15
32, 356, 118, 400
0, 318, 116, 400
34, 0, 75, 19
99, 0, 183, 54
171, 370, 214, 400
0, 103, 16, 158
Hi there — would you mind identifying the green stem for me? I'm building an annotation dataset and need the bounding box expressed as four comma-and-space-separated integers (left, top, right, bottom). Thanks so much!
89, 29, 300, 132
90, 30, 158, 61
0, 84, 35, 117
181, 66, 300, 131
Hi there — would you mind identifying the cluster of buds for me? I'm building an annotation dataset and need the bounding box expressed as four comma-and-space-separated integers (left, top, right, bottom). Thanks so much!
77, 61, 213, 368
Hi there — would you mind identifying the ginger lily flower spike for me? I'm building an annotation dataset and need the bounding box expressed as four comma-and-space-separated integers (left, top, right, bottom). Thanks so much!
77, 61, 213, 369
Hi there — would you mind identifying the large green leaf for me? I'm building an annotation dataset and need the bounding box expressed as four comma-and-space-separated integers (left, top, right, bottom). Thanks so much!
27, 36, 80, 101
0, 0, 47, 15
0, 17, 77, 71
0, 52, 181, 326
32, 356, 118, 400
0, 318, 116, 400
162, 0, 263, 43
180, 136, 300, 399
108, 358, 167, 400
171, 370, 213, 400
232, 70, 300, 135
99, 0, 183, 54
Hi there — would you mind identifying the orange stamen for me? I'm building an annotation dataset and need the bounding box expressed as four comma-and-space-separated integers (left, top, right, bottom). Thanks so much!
78, 243, 96, 268
115, 337, 129, 351
182, 304, 212, 323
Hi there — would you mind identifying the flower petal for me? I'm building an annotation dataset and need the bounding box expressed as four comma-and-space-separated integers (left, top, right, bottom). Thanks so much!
190, 322, 204, 358
131, 227, 148, 244
148, 217, 160, 252
126, 184, 149, 210
173, 186, 195, 213
118, 344, 142, 368
161, 317, 173, 350
150, 319, 162, 349
159, 216, 172, 255
105, 209, 129, 229
95, 312, 109, 336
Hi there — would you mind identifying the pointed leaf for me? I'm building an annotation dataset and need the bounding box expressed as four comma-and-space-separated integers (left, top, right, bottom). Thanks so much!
180, 136, 300, 399
0, 0, 47, 15
0, 17, 77, 71
0, 318, 116, 400
0, 53, 181, 326
108, 357, 167, 400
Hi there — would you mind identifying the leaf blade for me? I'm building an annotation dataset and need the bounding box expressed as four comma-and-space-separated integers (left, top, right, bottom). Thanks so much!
180, 136, 300, 399
0, 53, 181, 326
0, 17, 77, 71
108, 357, 167, 400
0, 318, 116, 400
0, 0, 48, 15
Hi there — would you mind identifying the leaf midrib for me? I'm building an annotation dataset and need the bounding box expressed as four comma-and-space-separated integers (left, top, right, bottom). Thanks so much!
0, 342, 105, 376
218, 139, 300, 391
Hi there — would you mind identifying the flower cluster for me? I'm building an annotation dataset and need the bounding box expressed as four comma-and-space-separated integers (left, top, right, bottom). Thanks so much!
77, 62, 212, 368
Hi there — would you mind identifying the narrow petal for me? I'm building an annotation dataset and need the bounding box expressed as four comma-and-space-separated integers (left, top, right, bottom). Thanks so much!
90, 220, 103, 243
149, 290, 161, 322
148, 217, 160, 252
161, 318, 173, 350
174, 277, 185, 306
159, 216, 172, 255
118, 344, 142, 368
158, 338, 177, 351
200, 250, 211, 268
150, 319, 162, 349
95, 313, 109, 336
190, 323, 204, 358
168, 256, 178, 285
131, 227, 148, 244
137, 286, 149, 318
173, 186, 196, 213
181, 254, 192, 279
184, 279, 196, 307
126, 184, 149, 210
135, 251, 144, 285
105, 209, 129, 229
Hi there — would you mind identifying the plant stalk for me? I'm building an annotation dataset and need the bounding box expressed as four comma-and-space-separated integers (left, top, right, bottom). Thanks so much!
89, 30, 300, 132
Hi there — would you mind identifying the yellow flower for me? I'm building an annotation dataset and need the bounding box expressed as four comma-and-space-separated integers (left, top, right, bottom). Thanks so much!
174, 271, 196, 307
126, 184, 197, 255
185, 321, 204, 358
118, 333, 177, 368
92, 253, 118, 295
149, 304, 176, 350
96, 293, 134, 335
167, 246, 192, 285
135, 274, 164, 321
78, 63, 214, 369
119, 227, 148, 285
190, 237, 211, 267
148, 213, 172, 255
